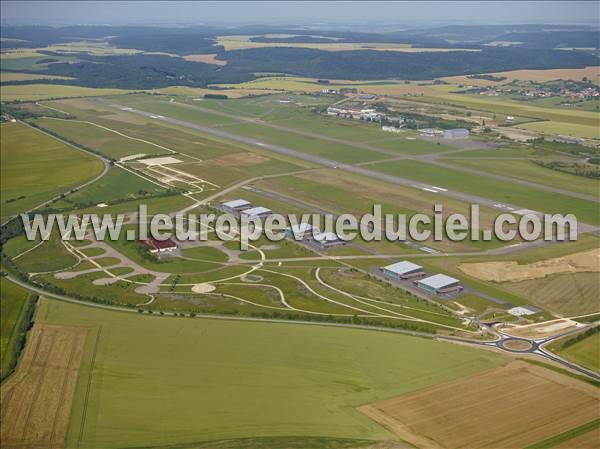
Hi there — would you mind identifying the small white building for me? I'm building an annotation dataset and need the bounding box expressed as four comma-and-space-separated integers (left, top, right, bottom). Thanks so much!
287, 223, 317, 241
382, 261, 424, 280
419, 128, 442, 137
443, 128, 470, 139
507, 306, 539, 317
313, 231, 346, 249
382, 125, 403, 133
241, 206, 272, 219
417, 274, 461, 294
222, 199, 252, 214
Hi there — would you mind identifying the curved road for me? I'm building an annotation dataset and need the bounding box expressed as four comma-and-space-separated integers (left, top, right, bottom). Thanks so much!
6, 274, 599, 381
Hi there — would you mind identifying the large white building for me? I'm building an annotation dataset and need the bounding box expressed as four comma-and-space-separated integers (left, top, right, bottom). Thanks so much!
241, 206, 272, 219
286, 223, 317, 241
382, 261, 424, 280
417, 274, 461, 294
313, 231, 345, 249
222, 199, 252, 214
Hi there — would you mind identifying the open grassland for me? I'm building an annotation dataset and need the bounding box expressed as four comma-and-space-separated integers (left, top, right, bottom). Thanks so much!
32, 117, 170, 159
34, 298, 506, 448
0, 122, 104, 221
0, 323, 87, 449
516, 120, 600, 139
0, 279, 34, 379
359, 360, 600, 449
548, 329, 600, 373
369, 159, 599, 225
215, 35, 479, 52
52, 166, 170, 210
1, 84, 130, 101
14, 233, 78, 274
441, 157, 600, 197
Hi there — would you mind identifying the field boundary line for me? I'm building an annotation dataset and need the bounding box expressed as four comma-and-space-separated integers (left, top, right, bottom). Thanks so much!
77, 325, 102, 448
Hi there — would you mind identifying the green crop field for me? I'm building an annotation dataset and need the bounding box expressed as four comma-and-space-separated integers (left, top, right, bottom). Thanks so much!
0, 71, 74, 82
0, 278, 34, 379
35, 297, 506, 448
549, 330, 600, 372
0, 122, 104, 221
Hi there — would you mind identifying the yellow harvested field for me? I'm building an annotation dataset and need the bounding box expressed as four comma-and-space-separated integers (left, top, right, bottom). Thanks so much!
0, 72, 74, 82
1, 84, 130, 101
553, 426, 600, 448
358, 361, 600, 449
149, 86, 281, 98
0, 323, 87, 449
183, 53, 227, 65
442, 66, 600, 86
216, 35, 480, 52
459, 248, 600, 282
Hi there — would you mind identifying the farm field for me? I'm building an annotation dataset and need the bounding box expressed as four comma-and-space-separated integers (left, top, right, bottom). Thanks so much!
215, 35, 480, 52
358, 360, 600, 449
0, 322, 87, 449
440, 66, 600, 86
0, 71, 74, 82
35, 298, 506, 448
0, 121, 104, 221
0, 279, 34, 379
0, 84, 131, 102
549, 330, 600, 372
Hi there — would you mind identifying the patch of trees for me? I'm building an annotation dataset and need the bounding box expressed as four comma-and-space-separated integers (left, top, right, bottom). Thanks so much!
204, 93, 228, 99
3, 53, 254, 89
533, 160, 600, 179
467, 74, 507, 82
110, 33, 222, 55
221, 47, 599, 80
489, 31, 600, 49
0, 291, 37, 381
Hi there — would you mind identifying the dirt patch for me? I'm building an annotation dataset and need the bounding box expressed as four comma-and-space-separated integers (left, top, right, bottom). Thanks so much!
1, 323, 87, 449
459, 248, 600, 283
211, 151, 269, 167
183, 53, 227, 66
358, 360, 599, 449
501, 319, 583, 339
191, 283, 216, 293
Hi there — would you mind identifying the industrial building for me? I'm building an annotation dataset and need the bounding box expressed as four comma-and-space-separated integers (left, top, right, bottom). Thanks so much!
286, 223, 317, 241
221, 199, 252, 214
313, 231, 346, 249
382, 261, 424, 280
443, 128, 470, 139
417, 274, 462, 294
241, 206, 272, 219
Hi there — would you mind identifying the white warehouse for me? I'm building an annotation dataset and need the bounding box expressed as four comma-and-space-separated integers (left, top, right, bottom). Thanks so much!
382, 261, 424, 280
417, 274, 462, 294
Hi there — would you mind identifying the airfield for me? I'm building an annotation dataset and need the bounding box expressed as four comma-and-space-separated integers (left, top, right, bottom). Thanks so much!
1, 68, 599, 448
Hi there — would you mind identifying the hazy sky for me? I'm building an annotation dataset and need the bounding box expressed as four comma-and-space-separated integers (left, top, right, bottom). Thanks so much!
2, 1, 599, 26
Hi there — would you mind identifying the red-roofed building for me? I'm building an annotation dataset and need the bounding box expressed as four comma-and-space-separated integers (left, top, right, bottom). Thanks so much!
141, 237, 178, 253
